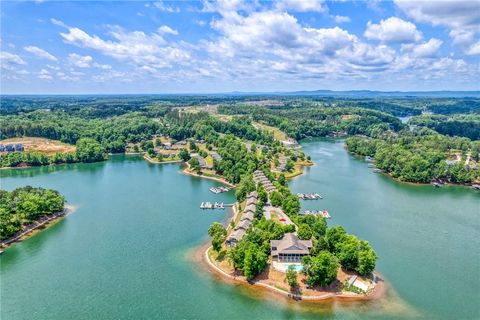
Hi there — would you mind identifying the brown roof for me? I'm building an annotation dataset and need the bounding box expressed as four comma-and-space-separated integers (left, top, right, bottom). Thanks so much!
270, 233, 312, 256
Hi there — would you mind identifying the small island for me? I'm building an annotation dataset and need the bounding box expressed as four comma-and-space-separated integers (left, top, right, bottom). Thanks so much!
0, 186, 68, 249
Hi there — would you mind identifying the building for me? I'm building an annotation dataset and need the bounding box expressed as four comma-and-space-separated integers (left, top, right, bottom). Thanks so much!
195, 155, 212, 169
226, 229, 246, 246
270, 233, 312, 263
210, 151, 222, 161
15, 143, 24, 152
244, 203, 256, 214
226, 191, 258, 246
241, 211, 254, 222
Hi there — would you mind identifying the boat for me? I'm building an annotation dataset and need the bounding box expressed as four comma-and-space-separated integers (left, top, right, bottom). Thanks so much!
320, 210, 331, 218
367, 164, 375, 168
200, 202, 205, 209
471, 184, 480, 190
373, 169, 382, 173
431, 182, 442, 188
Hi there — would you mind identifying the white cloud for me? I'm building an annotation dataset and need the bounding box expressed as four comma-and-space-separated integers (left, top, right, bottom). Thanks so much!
402, 38, 443, 58
152, 1, 179, 13
395, 0, 480, 52
158, 25, 178, 35
333, 15, 351, 23
276, 0, 326, 13
37, 68, 53, 80
46, 64, 60, 70
364, 17, 422, 43
1, 51, 26, 70
59, 25, 190, 70
24, 46, 58, 61
68, 53, 93, 68
465, 42, 480, 56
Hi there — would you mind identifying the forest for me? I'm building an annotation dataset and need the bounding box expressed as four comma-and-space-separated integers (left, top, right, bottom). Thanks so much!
1, 95, 479, 185
0, 186, 65, 240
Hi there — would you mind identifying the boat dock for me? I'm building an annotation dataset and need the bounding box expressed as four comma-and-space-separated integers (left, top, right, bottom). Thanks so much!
200, 202, 227, 209
297, 193, 322, 200
209, 186, 230, 194
300, 210, 331, 218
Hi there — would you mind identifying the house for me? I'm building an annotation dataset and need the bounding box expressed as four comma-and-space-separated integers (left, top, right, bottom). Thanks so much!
235, 219, 251, 231
240, 211, 254, 222
226, 229, 246, 246
270, 233, 313, 263
244, 203, 256, 214
210, 151, 222, 161
15, 143, 24, 152
248, 191, 258, 199
195, 155, 212, 169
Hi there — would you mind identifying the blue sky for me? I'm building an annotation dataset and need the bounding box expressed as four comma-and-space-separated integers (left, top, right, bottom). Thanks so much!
1, 0, 479, 94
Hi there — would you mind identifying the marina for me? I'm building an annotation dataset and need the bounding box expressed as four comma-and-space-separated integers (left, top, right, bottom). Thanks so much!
297, 193, 322, 200
299, 210, 331, 219
200, 202, 226, 209
209, 186, 230, 194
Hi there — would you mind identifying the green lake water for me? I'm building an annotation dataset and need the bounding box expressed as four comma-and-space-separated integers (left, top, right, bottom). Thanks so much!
1, 139, 479, 319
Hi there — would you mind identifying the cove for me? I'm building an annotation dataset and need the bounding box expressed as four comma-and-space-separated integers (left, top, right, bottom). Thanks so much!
1, 140, 479, 320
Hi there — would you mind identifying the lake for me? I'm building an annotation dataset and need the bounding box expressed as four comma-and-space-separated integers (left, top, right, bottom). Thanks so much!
1, 140, 479, 319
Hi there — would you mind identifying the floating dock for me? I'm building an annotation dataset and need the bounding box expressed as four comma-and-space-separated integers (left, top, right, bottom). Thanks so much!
297, 193, 322, 200
209, 186, 230, 194
200, 202, 225, 209
300, 210, 331, 218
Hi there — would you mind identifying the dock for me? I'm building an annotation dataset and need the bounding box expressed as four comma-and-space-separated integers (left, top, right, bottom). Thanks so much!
209, 186, 230, 194
200, 202, 226, 209
297, 193, 322, 200
300, 210, 331, 218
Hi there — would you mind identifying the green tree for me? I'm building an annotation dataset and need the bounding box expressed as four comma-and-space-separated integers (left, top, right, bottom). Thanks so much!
297, 224, 313, 240
285, 265, 298, 289
270, 191, 282, 207
179, 149, 190, 161
75, 138, 107, 163
188, 157, 201, 173
302, 251, 338, 287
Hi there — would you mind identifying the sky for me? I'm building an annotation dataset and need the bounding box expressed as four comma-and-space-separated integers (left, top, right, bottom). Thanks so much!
1, 0, 479, 94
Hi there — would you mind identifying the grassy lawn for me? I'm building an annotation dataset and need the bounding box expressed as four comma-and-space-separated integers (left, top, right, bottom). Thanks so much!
0, 137, 76, 155
253, 122, 289, 141
205, 155, 214, 167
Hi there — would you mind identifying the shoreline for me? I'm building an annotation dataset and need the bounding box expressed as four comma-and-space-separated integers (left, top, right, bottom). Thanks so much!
346, 150, 478, 188
181, 163, 236, 188
194, 242, 386, 303
143, 154, 183, 164
0, 204, 77, 250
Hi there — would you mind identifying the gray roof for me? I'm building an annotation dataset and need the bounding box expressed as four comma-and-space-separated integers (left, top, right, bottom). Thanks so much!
235, 219, 251, 231
227, 229, 246, 242
248, 191, 258, 199
241, 211, 254, 221
246, 198, 257, 207
244, 203, 257, 213
271, 233, 312, 256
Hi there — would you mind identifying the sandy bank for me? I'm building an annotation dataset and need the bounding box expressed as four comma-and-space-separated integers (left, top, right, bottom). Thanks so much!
199, 244, 386, 302
181, 163, 236, 188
